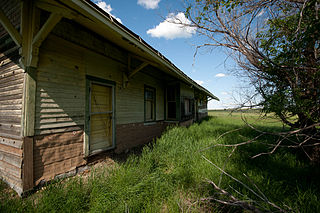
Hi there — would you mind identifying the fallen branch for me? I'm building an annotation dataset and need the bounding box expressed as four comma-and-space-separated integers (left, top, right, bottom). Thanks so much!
202, 155, 290, 212
206, 179, 264, 213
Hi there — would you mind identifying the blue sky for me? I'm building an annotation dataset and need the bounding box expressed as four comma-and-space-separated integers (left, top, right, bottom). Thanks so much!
93, 0, 243, 109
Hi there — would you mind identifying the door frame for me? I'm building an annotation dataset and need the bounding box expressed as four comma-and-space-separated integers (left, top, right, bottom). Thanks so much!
84, 75, 116, 156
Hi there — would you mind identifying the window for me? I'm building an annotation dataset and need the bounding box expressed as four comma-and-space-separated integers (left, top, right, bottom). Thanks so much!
181, 98, 194, 121
184, 99, 191, 115
145, 86, 156, 122
167, 85, 177, 119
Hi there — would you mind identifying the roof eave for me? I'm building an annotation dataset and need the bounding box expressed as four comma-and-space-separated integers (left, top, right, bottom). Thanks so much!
67, 0, 219, 100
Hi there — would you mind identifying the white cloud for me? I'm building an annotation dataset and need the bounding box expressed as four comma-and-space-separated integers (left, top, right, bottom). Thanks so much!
138, 0, 160, 9
215, 73, 226, 77
195, 80, 204, 85
94, 1, 122, 23
221, 91, 229, 95
147, 12, 196, 40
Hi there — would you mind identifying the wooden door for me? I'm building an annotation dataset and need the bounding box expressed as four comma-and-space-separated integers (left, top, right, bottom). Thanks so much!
89, 83, 114, 153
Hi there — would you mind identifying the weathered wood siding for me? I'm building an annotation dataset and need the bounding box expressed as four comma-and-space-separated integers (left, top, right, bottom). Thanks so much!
180, 82, 194, 98
118, 71, 165, 123
52, 19, 165, 124
35, 36, 86, 135
85, 50, 165, 124
0, 0, 23, 194
32, 20, 166, 183
0, 136, 23, 194
0, 36, 23, 139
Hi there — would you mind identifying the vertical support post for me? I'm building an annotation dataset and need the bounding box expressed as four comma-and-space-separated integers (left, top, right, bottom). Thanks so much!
22, 67, 37, 137
22, 136, 33, 191
20, 1, 37, 192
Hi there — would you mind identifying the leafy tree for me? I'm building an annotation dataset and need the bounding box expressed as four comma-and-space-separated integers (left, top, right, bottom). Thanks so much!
183, 0, 319, 137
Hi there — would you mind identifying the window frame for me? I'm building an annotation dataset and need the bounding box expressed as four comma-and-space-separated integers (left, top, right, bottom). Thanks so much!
184, 98, 192, 116
144, 85, 156, 122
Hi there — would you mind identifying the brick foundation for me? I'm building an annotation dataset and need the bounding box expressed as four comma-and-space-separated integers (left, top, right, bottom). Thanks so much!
33, 130, 86, 185
115, 121, 169, 153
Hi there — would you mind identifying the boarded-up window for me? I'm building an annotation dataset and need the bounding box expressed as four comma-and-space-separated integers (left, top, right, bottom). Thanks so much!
89, 82, 114, 153
145, 86, 155, 122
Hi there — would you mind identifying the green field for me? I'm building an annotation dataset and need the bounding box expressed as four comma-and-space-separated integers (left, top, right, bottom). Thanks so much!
1, 111, 319, 212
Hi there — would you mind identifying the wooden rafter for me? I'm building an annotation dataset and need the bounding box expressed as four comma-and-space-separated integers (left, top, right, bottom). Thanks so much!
0, 7, 22, 46
32, 13, 62, 47
128, 61, 149, 78
36, 1, 77, 19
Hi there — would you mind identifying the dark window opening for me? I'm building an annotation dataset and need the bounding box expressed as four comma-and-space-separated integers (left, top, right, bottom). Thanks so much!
167, 86, 177, 119
145, 86, 156, 122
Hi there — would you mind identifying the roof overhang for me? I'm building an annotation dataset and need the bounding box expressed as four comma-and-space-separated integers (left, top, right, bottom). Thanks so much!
58, 0, 219, 100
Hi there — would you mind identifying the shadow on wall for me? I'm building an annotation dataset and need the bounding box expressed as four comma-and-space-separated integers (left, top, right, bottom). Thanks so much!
33, 43, 86, 185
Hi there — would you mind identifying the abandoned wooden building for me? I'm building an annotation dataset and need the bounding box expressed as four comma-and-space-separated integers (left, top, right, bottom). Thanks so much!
0, 0, 219, 195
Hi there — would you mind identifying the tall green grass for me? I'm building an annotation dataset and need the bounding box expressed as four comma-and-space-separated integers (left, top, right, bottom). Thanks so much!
1, 111, 319, 212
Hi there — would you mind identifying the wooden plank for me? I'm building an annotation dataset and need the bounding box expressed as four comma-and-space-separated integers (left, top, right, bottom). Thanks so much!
37, 76, 85, 87
0, 57, 19, 67
0, 88, 23, 97
0, 129, 20, 137
0, 109, 21, 115
35, 1, 77, 20
32, 13, 62, 47
22, 136, 33, 191
0, 116, 21, 125
34, 137, 83, 150
37, 68, 85, 82
0, 136, 23, 149
0, 159, 21, 178
36, 107, 84, 113
34, 142, 83, 166
37, 116, 84, 124
35, 125, 83, 135
0, 123, 21, 131
38, 112, 84, 118
0, 104, 22, 110
0, 57, 20, 69
34, 130, 83, 148
0, 150, 22, 168
0, 84, 23, 93
35, 121, 84, 130
0, 7, 21, 46
0, 99, 22, 105
0, 69, 24, 80
37, 102, 84, 109
0, 93, 22, 101
0, 72, 24, 84
39, 97, 82, 103
0, 143, 22, 157
34, 155, 85, 185
128, 61, 149, 78
38, 53, 84, 72
0, 63, 20, 73
22, 67, 36, 137
0, 168, 23, 188
0, 78, 24, 90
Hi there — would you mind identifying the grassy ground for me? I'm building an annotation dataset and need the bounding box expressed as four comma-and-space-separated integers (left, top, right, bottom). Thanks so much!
1, 111, 319, 212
